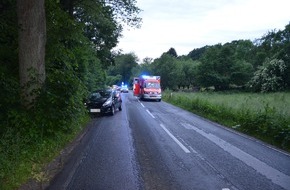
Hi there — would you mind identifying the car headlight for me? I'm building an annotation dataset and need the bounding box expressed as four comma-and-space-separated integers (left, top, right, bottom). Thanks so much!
103, 98, 112, 106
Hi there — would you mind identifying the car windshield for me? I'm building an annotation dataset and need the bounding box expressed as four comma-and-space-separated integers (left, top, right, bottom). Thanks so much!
144, 82, 160, 89
90, 90, 111, 100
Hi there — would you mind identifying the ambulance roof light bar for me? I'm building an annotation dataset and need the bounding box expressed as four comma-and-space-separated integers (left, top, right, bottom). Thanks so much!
141, 75, 160, 80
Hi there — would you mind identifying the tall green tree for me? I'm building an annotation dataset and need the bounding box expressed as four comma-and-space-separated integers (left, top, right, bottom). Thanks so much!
151, 53, 178, 89
195, 41, 255, 90
180, 58, 198, 89
230, 60, 254, 86
196, 44, 231, 90
188, 46, 208, 61
231, 40, 255, 86
255, 24, 290, 89
175, 60, 186, 89
59, 0, 141, 67
16, 0, 141, 107
231, 40, 255, 63
131, 57, 154, 78
73, 1, 120, 67
166, 47, 178, 57
107, 53, 138, 85
59, 0, 142, 28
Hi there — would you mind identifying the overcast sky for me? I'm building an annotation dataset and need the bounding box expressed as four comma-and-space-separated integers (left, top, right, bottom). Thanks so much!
115, 0, 290, 61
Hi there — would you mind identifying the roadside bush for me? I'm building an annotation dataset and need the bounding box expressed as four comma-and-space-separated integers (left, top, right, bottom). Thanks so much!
0, 58, 90, 189
248, 58, 287, 92
0, 100, 88, 189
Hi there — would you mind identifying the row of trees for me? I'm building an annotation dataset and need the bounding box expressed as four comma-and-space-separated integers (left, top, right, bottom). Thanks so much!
0, 0, 141, 134
1, 2, 142, 186
113, 23, 289, 92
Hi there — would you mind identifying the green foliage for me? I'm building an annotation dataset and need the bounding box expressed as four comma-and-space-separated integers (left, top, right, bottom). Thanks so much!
253, 24, 290, 88
0, 0, 18, 73
0, 0, 142, 188
196, 41, 255, 90
230, 60, 254, 86
103, 0, 142, 28
131, 58, 154, 77
151, 54, 179, 89
130, 24, 290, 93
72, 0, 120, 67
188, 46, 208, 60
106, 53, 138, 86
248, 58, 287, 92
0, 71, 20, 130
166, 47, 178, 57
175, 58, 198, 89
59, 0, 142, 67
163, 91, 290, 151
0, 0, 20, 134
196, 44, 228, 90
134, 24, 289, 93
0, 111, 88, 190
46, 0, 107, 90
106, 74, 122, 86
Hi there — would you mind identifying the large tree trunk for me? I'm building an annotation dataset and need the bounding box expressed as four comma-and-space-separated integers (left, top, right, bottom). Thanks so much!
17, 0, 46, 108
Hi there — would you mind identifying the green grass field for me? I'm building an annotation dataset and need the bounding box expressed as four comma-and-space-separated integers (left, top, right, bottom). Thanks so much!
163, 91, 290, 152
180, 92, 290, 116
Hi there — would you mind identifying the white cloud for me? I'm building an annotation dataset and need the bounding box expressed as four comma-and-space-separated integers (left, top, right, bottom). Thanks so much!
115, 0, 290, 61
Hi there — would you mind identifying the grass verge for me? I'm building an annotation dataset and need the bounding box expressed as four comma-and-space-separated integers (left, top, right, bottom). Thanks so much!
162, 90, 290, 152
0, 116, 90, 190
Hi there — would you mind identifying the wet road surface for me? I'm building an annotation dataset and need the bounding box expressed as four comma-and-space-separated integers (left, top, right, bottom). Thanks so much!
47, 91, 290, 190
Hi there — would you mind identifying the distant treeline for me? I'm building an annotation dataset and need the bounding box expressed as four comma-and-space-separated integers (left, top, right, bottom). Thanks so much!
129, 22, 290, 92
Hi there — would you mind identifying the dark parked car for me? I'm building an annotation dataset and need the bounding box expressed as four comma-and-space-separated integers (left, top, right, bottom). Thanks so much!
85, 88, 122, 116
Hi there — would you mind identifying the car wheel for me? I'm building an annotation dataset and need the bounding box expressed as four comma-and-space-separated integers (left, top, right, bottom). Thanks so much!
110, 105, 115, 116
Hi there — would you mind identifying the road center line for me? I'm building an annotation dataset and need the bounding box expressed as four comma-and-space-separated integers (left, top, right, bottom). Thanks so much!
160, 124, 190, 153
140, 103, 145, 107
188, 124, 290, 190
146, 109, 155, 118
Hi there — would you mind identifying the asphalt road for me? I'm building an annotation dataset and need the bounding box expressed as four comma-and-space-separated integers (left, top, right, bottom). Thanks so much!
47, 91, 290, 190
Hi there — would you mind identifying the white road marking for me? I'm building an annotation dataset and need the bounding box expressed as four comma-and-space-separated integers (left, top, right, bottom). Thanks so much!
188, 146, 198, 154
186, 123, 290, 190
140, 103, 145, 107
146, 109, 155, 118
160, 124, 190, 153
181, 122, 196, 129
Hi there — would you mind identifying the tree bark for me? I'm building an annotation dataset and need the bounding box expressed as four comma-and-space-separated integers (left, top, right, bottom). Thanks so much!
17, 0, 46, 108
